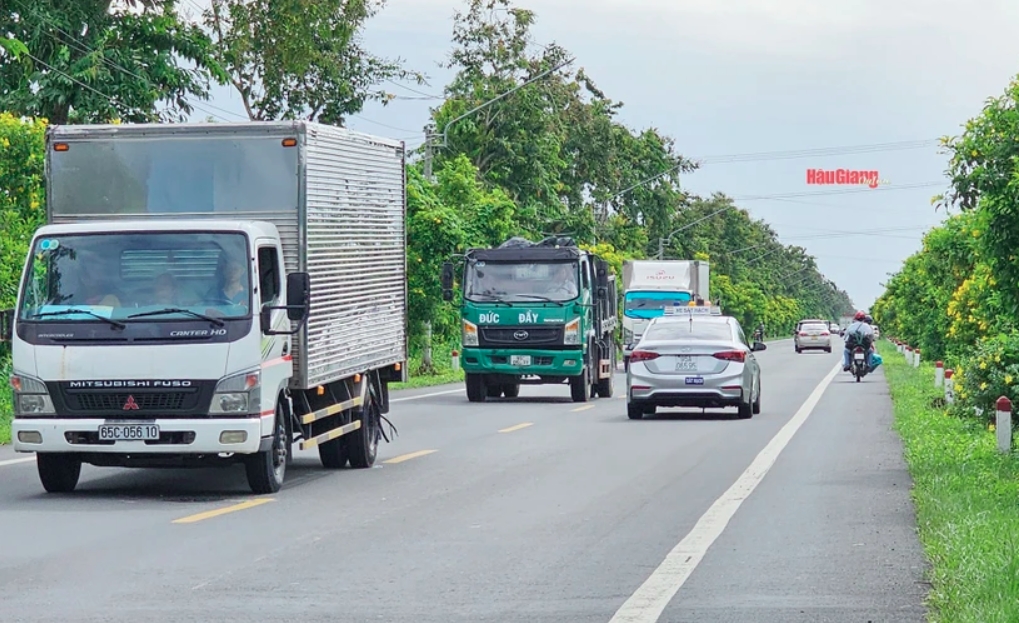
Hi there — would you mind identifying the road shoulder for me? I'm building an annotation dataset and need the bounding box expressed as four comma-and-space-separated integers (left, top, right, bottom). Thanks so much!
656, 357, 929, 622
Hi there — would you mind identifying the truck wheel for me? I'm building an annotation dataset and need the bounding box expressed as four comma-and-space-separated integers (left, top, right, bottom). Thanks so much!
466, 373, 487, 402
37, 453, 81, 493
570, 367, 589, 403
318, 418, 350, 469
245, 403, 287, 494
347, 389, 380, 469
503, 384, 520, 398
595, 343, 614, 398
486, 385, 503, 398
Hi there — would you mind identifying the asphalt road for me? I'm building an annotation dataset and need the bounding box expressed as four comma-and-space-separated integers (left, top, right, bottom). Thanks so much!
0, 338, 928, 623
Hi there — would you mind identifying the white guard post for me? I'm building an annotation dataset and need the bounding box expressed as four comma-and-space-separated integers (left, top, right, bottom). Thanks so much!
935, 361, 944, 387
996, 396, 1012, 453
944, 369, 954, 404
914, 348, 921, 368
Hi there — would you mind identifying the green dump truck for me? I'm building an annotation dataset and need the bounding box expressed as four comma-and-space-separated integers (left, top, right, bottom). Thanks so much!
441, 237, 618, 403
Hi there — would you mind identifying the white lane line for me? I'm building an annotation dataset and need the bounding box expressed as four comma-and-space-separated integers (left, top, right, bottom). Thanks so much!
0, 455, 36, 467
608, 362, 841, 622
390, 388, 464, 403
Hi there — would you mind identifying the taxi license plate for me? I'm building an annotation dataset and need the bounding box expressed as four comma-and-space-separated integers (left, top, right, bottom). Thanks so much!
98, 423, 160, 441
510, 355, 531, 366
685, 377, 704, 385
675, 356, 696, 371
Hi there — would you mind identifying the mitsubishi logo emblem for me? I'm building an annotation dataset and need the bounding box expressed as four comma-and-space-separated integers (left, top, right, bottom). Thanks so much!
123, 395, 140, 410
513, 330, 529, 340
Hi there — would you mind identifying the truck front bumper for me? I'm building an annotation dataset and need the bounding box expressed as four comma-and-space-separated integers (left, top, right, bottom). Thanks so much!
460, 347, 584, 375
11, 416, 271, 455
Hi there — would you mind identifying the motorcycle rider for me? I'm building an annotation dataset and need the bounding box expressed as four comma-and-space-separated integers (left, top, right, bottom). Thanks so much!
842, 311, 875, 371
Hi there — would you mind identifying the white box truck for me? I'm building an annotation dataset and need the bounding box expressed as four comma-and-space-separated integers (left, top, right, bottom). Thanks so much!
621, 260, 709, 366
1, 121, 408, 494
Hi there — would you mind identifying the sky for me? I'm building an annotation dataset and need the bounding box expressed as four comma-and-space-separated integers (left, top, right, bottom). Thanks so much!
183, 0, 1019, 309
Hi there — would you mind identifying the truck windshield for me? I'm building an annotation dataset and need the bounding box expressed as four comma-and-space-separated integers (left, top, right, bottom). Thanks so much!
624, 291, 692, 319
18, 232, 251, 322
465, 261, 579, 302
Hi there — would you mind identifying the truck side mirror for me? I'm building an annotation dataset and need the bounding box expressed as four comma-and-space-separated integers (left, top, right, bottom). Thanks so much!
286, 272, 311, 321
0, 309, 12, 341
595, 260, 609, 289
441, 262, 455, 301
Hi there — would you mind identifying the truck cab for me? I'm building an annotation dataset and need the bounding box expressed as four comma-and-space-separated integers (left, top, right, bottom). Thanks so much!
442, 237, 617, 403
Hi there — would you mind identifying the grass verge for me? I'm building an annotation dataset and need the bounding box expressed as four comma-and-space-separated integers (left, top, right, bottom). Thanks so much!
390, 343, 464, 391
878, 340, 1019, 623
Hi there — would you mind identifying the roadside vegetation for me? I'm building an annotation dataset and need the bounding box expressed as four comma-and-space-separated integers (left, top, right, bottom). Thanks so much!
878, 341, 1019, 623
873, 72, 1019, 426
0, 1, 855, 441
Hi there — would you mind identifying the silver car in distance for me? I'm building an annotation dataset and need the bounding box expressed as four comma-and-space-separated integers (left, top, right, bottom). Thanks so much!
626, 312, 766, 420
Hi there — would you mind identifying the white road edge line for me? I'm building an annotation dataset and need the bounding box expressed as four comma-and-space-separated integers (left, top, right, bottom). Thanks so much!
0, 455, 36, 467
390, 388, 464, 403
608, 362, 842, 623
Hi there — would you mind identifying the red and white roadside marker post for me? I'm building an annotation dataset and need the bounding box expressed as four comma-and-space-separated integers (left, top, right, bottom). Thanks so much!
905, 346, 913, 365
451, 349, 460, 371
935, 361, 944, 387
914, 348, 921, 368
995, 396, 1012, 453
944, 369, 954, 404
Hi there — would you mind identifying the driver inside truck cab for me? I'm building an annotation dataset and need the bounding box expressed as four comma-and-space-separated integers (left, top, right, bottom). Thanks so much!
545, 263, 578, 298
207, 254, 249, 306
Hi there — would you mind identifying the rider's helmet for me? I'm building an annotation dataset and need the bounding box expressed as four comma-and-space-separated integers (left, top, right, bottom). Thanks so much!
864, 314, 873, 324
854, 310, 866, 321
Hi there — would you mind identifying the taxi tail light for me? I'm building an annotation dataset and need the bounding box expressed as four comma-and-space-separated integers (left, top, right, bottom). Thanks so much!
798, 331, 809, 336
629, 350, 659, 362
820, 331, 830, 336
713, 350, 746, 362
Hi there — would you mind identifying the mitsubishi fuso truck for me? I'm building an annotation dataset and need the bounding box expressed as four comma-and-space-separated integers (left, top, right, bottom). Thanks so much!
1, 121, 408, 494
441, 236, 618, 403
621, 260, 709, 368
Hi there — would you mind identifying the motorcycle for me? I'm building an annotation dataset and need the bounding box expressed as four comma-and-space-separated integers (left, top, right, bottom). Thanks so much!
850, 346, 869, 382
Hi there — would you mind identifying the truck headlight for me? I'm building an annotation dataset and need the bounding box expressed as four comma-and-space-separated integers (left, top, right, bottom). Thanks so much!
564, 318, 580, 345
210, 369, 260, 415
10, 372, 55, 415
463, 319, 479, 346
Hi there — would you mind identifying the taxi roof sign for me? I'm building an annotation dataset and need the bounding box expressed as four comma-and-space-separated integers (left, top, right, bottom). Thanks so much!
663, 305, 722, 316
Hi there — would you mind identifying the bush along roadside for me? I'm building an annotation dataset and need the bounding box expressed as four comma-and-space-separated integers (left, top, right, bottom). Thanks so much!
878, 340, 1019, 623
390, 341, 465, 391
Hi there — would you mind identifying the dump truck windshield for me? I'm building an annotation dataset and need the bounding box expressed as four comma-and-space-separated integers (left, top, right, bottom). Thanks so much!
465, 260, 580, 302
18, 232, 251, 322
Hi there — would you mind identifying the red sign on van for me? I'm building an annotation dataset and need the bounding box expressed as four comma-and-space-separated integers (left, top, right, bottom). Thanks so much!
806, 168, 886, 189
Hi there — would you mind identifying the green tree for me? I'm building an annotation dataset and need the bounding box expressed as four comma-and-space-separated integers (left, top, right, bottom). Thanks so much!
203, 0, 420, 124
1, 0, 223, 124
429, 0, 696, 246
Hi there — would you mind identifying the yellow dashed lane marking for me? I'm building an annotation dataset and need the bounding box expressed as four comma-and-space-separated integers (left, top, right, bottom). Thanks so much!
499, 422, 534, 433
383, 449, 437, 464
173, 498, 275, 524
